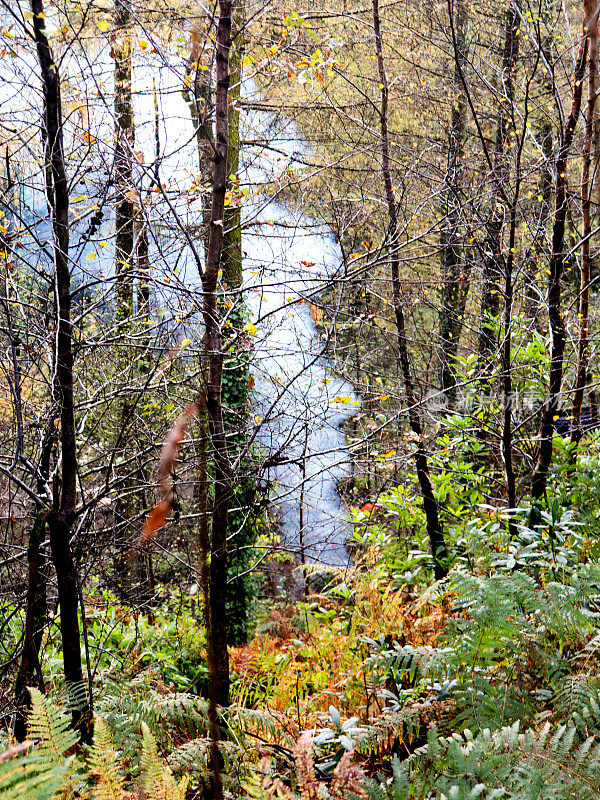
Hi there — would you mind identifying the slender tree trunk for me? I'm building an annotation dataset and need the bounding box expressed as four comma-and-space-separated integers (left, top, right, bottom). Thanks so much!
222, 3, 243, 291
113, 0, 142, 599
373, 0, 448, 579
530, 1, 594, 513
14, 417, 55, 740
136, 210, 149, 317
571, 9, 599, 446
195, 404, 211, 633
478, 6, 520, 366
31, 0, 91, 742
184, 15, 213, 251
221, 0, 252, 645
525, 2, 555, 328
491, 5, 521, 514
205, 0, 232, 710
439, 0, 469, 401
502, 205, 518, 515
114, 0, 135, 320
13, 512, 47, 741
136, 79, 159, 322
202, 1, 234, 796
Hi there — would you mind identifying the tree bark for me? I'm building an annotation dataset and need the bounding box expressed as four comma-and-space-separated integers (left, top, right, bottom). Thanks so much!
530, 0, 594, 514
571, 6, 599, 446
31, 0, 91, 743
222, 0, 252, 646
13, 512, 47, 741
202, 0, 234, 796
438, 0, 468, 401
525, 0, 555, 329
222, 2, 243, 291
114, 0, 135, 320
373, 0, 448, 579
478, 5, 520, 367
183, 14, 213, 252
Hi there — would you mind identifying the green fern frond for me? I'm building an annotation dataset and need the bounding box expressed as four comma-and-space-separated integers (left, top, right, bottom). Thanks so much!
227, 705, 296, 749
65, 680, 90, 713
140, 721, 189, 800
0, 751, 74, 800
167, 736, 240, 778
87, 716, 124, 800
27, 687, 78, 761
362, 754, 410, 800
0, 689, 77, 800
140, 691, 209, 742
409, 715, 600, 799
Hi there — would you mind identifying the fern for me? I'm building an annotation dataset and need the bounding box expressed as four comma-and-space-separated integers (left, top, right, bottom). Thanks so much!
362, 755, 413, 800
87, 716, 124, 800
141, 721, 189, 800
64, 680, 90, 714
27, 687, 78, 761
227, 704, 296, 749
93, 679, 154, 776
0, 692, 196, 800
0, 688, 77, 800
393, 718, 600, 799
141, 690, 209, 741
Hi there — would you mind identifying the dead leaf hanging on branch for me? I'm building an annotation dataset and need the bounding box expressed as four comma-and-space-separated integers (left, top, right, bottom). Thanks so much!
138, 402, 199, 545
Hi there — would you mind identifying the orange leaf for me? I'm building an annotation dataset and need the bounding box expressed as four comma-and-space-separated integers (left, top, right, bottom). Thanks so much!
141, 499, 170, 539
138, 403, 198, 545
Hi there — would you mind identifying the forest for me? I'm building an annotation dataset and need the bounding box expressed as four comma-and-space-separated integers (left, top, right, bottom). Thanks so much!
3, 0, 600, 797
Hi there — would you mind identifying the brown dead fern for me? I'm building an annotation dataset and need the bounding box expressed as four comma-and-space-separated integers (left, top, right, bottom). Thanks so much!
258, 733, 366, 800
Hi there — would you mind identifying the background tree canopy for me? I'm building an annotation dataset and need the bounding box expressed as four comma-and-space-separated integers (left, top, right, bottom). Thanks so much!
3, 0, 600, 798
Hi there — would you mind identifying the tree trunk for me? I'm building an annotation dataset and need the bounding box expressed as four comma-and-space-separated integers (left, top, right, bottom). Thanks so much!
184, 15, 213, 252
114, 0, 135, 320
478, 6, 520, 367
222, 3, 243, 291
31, 0, 91, 743
373, 0, 448, 579
571, 8, 599, 446
13, 512, 47, 741
438, 0, 468, 401
222, 0, 252, 646
530, 1, 593, 515
203, 1, 234, 796
525, 2, 555, 329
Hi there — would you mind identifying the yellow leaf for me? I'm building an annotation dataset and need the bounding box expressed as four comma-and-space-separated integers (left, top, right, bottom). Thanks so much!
96, 19, 110, 33
244, 323, 258, 336
139, 39, 148, 50
86, 252, 97, 261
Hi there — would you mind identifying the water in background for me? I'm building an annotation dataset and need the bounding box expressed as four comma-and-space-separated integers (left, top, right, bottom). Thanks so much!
0, 41, 360, 566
